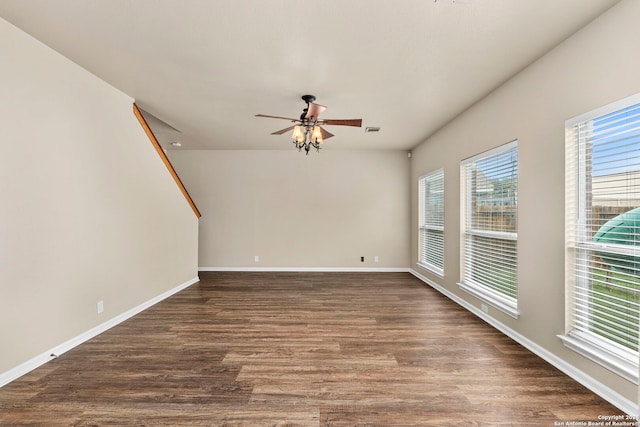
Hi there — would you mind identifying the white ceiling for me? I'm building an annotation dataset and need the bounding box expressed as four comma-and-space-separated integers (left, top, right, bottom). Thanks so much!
0, 0, 620, 151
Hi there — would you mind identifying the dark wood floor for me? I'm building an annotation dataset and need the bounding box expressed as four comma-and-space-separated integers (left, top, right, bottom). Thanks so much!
0, 272, 625, 426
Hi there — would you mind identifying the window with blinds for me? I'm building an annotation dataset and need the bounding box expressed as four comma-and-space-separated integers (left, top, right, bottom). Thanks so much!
563, 96, 640, 381
460, 141, 518, 317
418, 169, 444, 276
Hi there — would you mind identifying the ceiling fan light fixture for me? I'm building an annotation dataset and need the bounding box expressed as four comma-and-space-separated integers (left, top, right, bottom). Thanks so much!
256, 95, 362, 155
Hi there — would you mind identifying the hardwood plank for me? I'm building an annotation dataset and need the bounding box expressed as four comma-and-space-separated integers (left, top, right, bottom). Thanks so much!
0, 272, 626, 425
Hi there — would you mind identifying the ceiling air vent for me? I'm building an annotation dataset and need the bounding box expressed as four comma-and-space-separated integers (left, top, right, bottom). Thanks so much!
365, 127, 380, 133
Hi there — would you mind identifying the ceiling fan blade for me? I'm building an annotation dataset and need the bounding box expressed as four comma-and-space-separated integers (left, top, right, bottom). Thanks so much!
271, 125, 295, 135
319, 126, 334, 140
320, 118, 362, 127
305, 102, 327, 120
255, 114, 298, 121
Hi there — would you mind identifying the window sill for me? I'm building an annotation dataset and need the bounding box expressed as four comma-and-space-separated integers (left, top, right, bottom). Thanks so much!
416, 262, 444, 279
458, 280, 519, 319
558, 331, 638, 384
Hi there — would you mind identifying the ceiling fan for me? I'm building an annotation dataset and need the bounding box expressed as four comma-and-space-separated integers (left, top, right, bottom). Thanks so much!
255, 95, 362, 154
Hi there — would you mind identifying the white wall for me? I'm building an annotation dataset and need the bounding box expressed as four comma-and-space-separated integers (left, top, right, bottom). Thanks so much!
169, 149, 410, 269
0, 18, 199, 376
410, 0, 640, 412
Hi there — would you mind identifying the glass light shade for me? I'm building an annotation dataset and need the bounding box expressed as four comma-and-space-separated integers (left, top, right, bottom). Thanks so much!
298, 128, 306, 143
312, 126, 323, 144
291, 125, 303, 141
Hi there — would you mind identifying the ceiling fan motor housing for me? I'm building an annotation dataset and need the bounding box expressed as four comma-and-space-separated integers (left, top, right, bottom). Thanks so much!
301, 94, 316, 104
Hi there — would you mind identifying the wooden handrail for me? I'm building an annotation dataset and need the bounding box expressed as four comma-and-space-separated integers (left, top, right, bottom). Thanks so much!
133, 103, 201, 218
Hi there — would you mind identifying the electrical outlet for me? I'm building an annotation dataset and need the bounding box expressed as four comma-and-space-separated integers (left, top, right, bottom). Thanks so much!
481, 303, 489, 314
97, 300, 104, 314
360, 256, 364, 262
374, 256, 379, 263
254, 255, 260, 262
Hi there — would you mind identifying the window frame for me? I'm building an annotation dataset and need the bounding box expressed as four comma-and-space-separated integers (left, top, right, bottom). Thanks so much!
561, 93, 640, 383
459, 141, 519, 318
418, 168, 445, 277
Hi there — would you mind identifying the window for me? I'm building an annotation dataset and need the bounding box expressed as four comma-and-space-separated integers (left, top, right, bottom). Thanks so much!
460, 141, 518, 317
562, 95, 640, 382
418, 169, 444, 276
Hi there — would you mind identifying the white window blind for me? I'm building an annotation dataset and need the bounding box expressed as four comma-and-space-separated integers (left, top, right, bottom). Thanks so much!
418, 169, 444, 276
564, 96, 640, 380
460, 141, 518, 317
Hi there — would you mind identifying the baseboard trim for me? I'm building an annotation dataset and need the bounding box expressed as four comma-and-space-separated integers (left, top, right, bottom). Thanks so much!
409, 269, 638, 416
0, 276, 200, 389
199, 267, 411, 272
